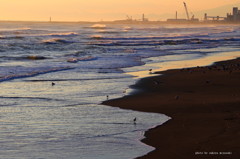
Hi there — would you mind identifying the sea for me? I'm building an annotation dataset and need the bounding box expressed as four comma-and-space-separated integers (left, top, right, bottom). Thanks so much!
0, 22, 239, 159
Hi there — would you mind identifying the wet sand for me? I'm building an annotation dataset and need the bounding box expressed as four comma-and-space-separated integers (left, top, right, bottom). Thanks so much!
103, 58, 240, 159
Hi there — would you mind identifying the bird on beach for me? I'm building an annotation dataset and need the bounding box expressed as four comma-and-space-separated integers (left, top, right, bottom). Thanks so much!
123, 89, 127, 94
175, 95, 179, 100
133, 117, 137, 124
205, 80, 210, 84
153, 80, 160, 85
52, 82, 55, 86
149, 69, 153, 74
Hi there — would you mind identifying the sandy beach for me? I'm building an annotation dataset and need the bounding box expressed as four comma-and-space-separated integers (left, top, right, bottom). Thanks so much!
103, 57, 240, 159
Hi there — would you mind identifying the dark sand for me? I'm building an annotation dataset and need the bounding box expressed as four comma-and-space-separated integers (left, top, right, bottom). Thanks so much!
103, 58, 240, 159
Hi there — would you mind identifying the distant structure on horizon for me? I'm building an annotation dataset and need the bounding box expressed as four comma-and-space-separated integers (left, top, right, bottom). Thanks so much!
114, 13, 149, 23
113, 4, 240, 24
226, 7, 240, 22
204, 7, 240, 23
167, 2, 199, 23
142, 14, 148, 22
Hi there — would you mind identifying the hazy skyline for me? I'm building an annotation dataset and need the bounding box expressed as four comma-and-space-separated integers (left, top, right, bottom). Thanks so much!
0, 0, 240, 21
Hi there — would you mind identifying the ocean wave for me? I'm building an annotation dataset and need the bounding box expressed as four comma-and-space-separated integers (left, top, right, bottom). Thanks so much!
0, 67, 72, 82
24, 55, 48, 60
93, 37, 240, 47
0, 55, 48, 61
0, 28, 46, 36
100, 35, 193, 41
16, 27, 32, 31
24, 76, 128, 82
0, 32, 78, 40
123, 26, 132, 30
0, 96, 64, 102
48, 32, 78, 37
0, 27, 32, 32
90, 24, 107, 29
90, 35, 104, 39
0, 36, 25, 40
98, 68, 124, 73
67, 56, 97, 63
96, 30, 121, 34
42, 38, 74, 44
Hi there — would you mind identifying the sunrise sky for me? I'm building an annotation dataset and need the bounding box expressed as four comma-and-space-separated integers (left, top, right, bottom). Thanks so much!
0, 0, 239, 21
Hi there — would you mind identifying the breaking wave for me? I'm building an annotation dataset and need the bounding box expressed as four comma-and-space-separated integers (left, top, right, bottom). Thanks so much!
67, 56, 98, 63
0, 55, 48, 61
42, 38, 74, 44
93, 37, 240, 47
90, 35, 104, 39
90, 24, 107, 29
48, 32, 78, 37
0, 67, 71, 82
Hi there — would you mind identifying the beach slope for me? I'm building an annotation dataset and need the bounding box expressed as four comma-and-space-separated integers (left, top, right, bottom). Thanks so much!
103, 58, 240, 159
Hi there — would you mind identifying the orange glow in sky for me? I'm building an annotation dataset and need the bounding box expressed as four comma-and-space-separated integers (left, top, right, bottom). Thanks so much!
0, 0, 239, 21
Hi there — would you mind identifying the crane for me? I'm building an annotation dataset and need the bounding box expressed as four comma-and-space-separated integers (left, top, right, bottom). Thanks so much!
183, 2, 190, 20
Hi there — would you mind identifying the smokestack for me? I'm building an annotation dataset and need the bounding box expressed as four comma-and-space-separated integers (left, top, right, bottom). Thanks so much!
204, 13, 207, 21
176, 11, 178, 19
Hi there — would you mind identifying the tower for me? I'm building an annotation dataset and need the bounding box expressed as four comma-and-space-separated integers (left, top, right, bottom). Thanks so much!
204, 13, 207, 21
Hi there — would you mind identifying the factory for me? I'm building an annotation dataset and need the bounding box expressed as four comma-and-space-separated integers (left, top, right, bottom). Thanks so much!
225, 7, 240, 22
114, 3, 240, 24
204, 7, 240, 23
167, 2, 199, 23
167, 3, 240, 23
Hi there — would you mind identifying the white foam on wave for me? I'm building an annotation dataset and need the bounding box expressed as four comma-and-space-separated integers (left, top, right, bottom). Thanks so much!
16, 27, 32, 31
41, 38, 74, 44
90, 24, 107, 29
123, 26, 132, 30
48, 32, 78, 37
67, 56, 97, 63
90, 34, 104, 39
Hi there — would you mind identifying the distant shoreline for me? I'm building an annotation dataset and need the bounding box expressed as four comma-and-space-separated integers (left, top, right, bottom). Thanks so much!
0, 20, 239, 25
